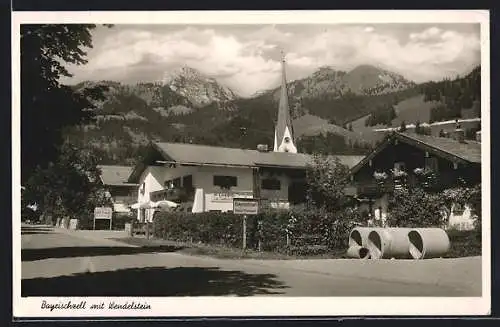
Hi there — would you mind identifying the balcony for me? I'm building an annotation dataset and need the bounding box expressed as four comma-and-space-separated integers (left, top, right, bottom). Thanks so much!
150, 187, 194, 202
354, 180, 396, 197
351, 171, 460, 198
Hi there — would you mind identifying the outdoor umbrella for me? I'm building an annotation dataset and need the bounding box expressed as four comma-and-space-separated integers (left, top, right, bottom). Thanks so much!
151, 200, 179, 210
131, 201, 154, 209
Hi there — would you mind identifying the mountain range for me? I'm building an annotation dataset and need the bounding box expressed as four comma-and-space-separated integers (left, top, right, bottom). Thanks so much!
68, 64, 480, 165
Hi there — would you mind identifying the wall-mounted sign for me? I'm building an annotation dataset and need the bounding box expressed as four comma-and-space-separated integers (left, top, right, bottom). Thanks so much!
212, 191, 253, 203
233, 198, 259, 215
94, 207, 113, 219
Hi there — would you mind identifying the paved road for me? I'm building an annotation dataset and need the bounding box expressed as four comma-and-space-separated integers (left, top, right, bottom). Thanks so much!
21, 225, 482, 297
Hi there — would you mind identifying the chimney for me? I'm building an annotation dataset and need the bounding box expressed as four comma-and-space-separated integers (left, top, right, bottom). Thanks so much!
257, 144, 269, 152
452, 128, 466, 143
476, 131, 481, 142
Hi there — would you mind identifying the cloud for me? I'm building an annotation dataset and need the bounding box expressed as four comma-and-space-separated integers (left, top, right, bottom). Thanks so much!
63, 24, 481, 96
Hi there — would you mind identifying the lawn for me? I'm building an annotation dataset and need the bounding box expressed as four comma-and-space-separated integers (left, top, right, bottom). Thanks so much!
113, 228, 481, 261
112, 237, 348, 260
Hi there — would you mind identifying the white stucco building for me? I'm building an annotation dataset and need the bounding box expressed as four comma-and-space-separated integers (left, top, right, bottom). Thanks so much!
125, 53, 364, 222
127, 142, 363, 221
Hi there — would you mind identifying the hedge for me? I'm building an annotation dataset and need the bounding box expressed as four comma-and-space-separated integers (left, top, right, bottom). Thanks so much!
152, 207, 363, 255
445, 229, 481, 258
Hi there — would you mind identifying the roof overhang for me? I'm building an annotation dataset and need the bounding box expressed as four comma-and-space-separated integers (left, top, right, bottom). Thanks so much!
128, 143, 259, 183
128, 142, 167, 183
395, 133, 472, 165
254, 163, 307, 169
105, 183, 139, 187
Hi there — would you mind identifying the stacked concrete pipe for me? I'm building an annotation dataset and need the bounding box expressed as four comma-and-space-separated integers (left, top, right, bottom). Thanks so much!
366, 228, 413, 259
408, 228, 450, 259
346, 227, 378, 259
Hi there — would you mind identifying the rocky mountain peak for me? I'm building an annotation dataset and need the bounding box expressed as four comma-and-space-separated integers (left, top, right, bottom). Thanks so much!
312, 66, 346, 81
161, 66, 237, 108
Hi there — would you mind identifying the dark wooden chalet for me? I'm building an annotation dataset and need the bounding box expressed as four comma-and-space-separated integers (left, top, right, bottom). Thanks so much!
347, 130, 481, 200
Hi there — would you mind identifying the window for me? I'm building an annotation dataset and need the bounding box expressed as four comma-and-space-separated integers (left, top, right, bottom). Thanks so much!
394, 162, 406, 171
213, 175, 238, 189
452, 203, 465, 215
261, 178, 281, 190
173, 177, 181, 188
425, 157, 438, 172
164, 180, 173, 189
182, 175, 193, 190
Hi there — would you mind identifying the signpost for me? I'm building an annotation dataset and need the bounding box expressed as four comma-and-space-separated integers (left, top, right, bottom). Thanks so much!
93, 207, 113, 230
233, 198, 259, 250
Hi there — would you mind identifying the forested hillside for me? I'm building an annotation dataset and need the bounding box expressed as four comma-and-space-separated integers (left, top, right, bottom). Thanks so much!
422, 66, 481, 122
64, 65, 480, 165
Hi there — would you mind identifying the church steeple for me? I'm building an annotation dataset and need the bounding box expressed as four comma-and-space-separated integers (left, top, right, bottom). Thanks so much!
273, 51, 297, 153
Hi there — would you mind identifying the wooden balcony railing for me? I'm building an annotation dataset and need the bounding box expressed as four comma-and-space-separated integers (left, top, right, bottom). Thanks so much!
351, 171, 462, 197
149, 187, 194, 202
355, 181, 395, 197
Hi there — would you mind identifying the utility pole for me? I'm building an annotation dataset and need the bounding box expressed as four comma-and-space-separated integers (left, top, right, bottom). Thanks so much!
242, 215, 247, 250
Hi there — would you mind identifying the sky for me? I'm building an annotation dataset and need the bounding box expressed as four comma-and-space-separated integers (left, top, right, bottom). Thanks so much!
63, 23, 481, 97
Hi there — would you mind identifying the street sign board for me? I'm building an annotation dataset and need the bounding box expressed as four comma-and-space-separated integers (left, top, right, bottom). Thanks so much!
233, 198, 259, 215
94, 207, 113, 219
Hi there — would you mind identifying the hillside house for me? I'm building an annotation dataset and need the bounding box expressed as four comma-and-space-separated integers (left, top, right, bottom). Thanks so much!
98, 165, 139, 213
127, 142, 364, 222
346, 129, 481, 230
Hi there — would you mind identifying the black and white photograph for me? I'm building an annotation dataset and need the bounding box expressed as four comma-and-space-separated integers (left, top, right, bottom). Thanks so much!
13, 10, 490, 317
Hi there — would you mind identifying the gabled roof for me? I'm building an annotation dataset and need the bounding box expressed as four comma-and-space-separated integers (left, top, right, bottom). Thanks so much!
98, 165, 138, 186
253, 152, 364, 169
127, 142, 365, 183
153, 142, 259, 167
399, 132, 481, 163
349, 132, 481, 175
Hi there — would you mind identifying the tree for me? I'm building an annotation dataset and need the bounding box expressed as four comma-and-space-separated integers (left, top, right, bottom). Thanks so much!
21, 24, 110, 182
305, 154, 351, 211
22, 141, 112, 227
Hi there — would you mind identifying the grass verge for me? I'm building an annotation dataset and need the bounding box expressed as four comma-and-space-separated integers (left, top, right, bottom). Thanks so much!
111, 237, 347, 260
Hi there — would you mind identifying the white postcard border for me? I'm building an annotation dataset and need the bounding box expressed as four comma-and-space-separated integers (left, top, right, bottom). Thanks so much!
12, 10, 491, 318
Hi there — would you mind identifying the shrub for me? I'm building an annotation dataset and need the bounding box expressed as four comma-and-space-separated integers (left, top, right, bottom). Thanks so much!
111, 212, 135, 230
445, 229, 481, 258
153, 211, 252, 248
153, 206, 362, 255
255, 209, 289, 252
440, 184, 481, 231
387, 187, 445, 228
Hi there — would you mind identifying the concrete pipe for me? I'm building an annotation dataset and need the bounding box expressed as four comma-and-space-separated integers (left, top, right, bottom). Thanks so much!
346, 245, 371, 259
367, 228, 413, 259
349, 227, 385, 248
408, 228, 450, 259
